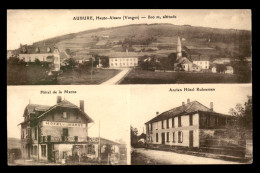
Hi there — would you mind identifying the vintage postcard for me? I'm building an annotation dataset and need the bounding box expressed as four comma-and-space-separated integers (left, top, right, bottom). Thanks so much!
7, 9, 252, 85
129, 84, 252, 164
7, 86, 130, 165
7, 9, 253, 165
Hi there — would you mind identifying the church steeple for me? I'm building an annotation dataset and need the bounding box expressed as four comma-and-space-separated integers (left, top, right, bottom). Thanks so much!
176, 36, 182, 59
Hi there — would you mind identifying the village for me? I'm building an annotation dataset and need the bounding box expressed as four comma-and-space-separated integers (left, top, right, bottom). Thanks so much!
7, 23, 252, 85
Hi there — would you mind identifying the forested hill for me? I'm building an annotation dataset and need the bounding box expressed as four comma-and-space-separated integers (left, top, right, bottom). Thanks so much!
19, 23, 251, 58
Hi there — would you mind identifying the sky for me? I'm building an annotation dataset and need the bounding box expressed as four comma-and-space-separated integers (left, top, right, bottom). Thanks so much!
129, 84, 252, 135
7, 85, 130, 144
7, 9, 251, 50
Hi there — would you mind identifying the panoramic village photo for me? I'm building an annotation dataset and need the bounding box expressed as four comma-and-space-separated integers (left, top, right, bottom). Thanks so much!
7, 86, 129, 165
130, 85, 252, 164
7, 10, 252, 85
6, 9, 253, 166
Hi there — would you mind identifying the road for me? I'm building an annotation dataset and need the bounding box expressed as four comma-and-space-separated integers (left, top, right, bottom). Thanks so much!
101, 68, 131, 85
132, 148, 240, 165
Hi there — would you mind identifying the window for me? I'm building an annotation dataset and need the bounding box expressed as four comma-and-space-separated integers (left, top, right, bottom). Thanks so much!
156, 133, 158, 142
166, 119, 169, 129
63, 128, 69, 136
156, 122, 158, 130
189, 115, 193, 126
166, 132, 169, 142
162, 120, 164, 129
173, 132, 176, 143
42, 136, 46, 142
47, 135, 51, 142
178, 116, 182, 127
34, 127, 37, 140
178, 131, 183, 143
150, 123, 153, 131
63, 112, 67, 119
74, 136, 78, 142
34, 146, 37, 155
41, 145, 46, 157
172, 118, 175, 128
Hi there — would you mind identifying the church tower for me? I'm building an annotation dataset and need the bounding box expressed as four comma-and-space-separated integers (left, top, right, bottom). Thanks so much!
176, 36, 182, 60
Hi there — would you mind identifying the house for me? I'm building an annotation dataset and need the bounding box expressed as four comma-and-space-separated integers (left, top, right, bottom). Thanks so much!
108, 49, 139, 68
212, 66, 217, 73
145, 99, 234, 149
18, 96, 94, 163
180, 58, 193, 71
191, 64, 201, 72
191, 55, 210, 69
18, 44, 61, 71
224, 66, 234, 74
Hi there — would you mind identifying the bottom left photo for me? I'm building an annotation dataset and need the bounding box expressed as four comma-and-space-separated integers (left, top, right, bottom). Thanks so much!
7, 86, 130, 165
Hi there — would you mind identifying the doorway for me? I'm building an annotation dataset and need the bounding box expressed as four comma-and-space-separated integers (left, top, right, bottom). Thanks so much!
189, 131, 194, 147
161, 133, 165, 144
47, 144, 53, 161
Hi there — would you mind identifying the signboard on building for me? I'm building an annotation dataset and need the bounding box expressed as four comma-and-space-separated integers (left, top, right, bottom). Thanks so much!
42, 121, 86, 128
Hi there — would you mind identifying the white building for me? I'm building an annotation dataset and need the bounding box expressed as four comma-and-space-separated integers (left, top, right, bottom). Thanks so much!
145, 99, 233, 148
224, 66, 234, 74
19, 45, 61, 71
191, 55, 210, 69
108, 50, 139, 68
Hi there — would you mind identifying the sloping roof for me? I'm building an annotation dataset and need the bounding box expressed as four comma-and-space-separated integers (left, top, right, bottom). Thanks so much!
191, 55, 210, 61
37, 99, 94, 123
22, 99, 94, 123
101, 51, 140, 58
145, 101, 214, 124
24, 104, 51, 116
178, 57, 192, 64
226, 66, 233, 70
20, 45, 58, 54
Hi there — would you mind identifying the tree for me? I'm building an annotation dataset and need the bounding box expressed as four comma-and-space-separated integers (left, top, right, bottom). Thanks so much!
131, 126, 139, 147
63, 58, 77, 70
100, 57, 109, 68
229, 96, 252, 138
34, 58, 41, 66
216, 64, 227, 73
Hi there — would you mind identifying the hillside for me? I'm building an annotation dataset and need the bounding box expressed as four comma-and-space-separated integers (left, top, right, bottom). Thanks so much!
15, 23, 251, 59
8, 138, 21, 149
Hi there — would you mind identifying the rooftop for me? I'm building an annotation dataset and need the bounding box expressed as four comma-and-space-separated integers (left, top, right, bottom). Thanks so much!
191, 55, 210, 61
145, 100, 230, 124
22, 99, 94, 123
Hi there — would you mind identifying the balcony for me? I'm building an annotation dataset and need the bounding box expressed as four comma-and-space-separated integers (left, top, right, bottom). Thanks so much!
40, 135, 88, 143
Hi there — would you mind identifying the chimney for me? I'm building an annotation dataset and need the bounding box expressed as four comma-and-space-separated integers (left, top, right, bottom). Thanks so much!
80, 100, 84, 112
210, 102, 213, 111
156, 112, 159, 116
182, 102, 185, 110
57, 96, 62, 103
187, 99, 190, 103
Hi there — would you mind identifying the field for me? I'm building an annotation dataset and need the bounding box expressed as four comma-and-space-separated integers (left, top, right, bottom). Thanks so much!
120, 70, 244, 84
57, 69, 121, 85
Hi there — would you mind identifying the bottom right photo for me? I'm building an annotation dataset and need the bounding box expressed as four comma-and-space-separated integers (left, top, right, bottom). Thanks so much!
130, 84, 252, 165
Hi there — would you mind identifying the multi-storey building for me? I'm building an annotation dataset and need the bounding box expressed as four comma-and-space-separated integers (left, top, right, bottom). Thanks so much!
145, 99, 233, 148
18, 44, 61, 71
19, 96, 94, 163
191, 55, 210, 70
109, 50, 139, 68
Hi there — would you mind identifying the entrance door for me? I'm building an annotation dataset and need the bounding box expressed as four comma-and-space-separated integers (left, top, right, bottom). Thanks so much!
161, 133, 165, 144
47, 144, 52, 162
189, 131, 194, 147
